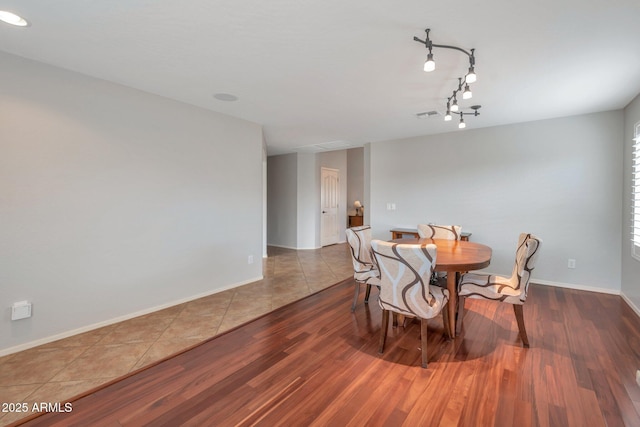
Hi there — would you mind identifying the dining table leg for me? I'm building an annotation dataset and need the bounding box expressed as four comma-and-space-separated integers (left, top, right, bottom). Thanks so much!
446, 273, 457, 338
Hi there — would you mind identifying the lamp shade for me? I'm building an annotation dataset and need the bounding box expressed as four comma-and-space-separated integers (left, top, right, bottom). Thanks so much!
354, 200, 362, 208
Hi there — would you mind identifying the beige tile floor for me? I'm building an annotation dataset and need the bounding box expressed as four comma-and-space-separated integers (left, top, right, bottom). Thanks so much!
0, 244, 354, 426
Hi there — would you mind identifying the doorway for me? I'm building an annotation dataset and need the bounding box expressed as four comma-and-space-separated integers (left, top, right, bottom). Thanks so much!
321, 167, 340, 246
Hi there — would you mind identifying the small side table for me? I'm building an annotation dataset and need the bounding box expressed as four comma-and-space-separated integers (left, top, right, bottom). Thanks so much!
349, 215, 364, 227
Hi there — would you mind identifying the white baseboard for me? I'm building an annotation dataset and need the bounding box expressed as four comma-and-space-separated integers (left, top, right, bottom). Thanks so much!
620, 292, 640, 318
472, 274, 640, 320
531, 278, 620, 295
512, 276, 640, 318
267, 243, 315, 250
267, 242, 346, 251
476, 270, 622, 296
0, 275, 263, 357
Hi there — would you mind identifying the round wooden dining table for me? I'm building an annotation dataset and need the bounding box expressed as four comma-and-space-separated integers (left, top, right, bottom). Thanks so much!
390, 238, 492, 337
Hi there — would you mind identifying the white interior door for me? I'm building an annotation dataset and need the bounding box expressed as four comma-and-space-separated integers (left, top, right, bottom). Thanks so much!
321, 167, 340, 246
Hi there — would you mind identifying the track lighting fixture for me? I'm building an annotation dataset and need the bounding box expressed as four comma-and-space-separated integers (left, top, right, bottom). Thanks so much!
414, 29, 476, 80
414, 28, 482, 128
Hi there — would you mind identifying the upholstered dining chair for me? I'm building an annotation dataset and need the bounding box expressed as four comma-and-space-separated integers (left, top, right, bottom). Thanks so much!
456, 233, 542, 347
417, 224, 462, 240
417, 224, 462, 284
345, 226, 381, 312
371, 240, 450, 368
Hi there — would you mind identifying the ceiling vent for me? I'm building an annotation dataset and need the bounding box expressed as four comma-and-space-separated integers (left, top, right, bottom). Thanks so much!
416, 111, 439, 119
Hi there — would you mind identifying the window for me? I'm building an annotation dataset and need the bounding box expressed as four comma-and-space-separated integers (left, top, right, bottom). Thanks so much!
633, 122, 640, 260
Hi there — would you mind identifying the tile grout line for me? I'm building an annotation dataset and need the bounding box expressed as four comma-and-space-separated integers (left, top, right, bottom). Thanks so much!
130, 302, 191, 373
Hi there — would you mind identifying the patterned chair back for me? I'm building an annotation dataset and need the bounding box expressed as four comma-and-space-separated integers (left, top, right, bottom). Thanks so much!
345, 226, 377, 281
371, 240, 444, 319
511, 233, 543, 301
417, 224, 462, 240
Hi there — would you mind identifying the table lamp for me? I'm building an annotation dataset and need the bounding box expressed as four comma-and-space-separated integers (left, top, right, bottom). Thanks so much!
354, 200, 363, 216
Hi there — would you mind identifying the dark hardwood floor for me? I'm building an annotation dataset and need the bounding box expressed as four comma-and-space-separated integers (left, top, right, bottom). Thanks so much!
13, 280, 640, 426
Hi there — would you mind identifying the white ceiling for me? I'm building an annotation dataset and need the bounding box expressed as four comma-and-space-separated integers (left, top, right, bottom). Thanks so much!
1, 0, 639, 155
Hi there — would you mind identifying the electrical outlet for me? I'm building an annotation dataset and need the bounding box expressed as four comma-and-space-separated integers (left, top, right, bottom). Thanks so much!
248, 255, 254, 264
11, 301, 32, 320
567, 259, 576, 269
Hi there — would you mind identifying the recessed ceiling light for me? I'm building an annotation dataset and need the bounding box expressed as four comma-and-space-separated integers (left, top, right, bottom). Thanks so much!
0, 11, 29, 27
213, 93, 238, 102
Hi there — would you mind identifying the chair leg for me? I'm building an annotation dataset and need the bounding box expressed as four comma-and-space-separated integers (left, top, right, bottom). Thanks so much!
442, 303, 451, 340
420, 318, 428, 368
392, 312, 398, 327
351, 282, 360, 312
379, 310, 390, 354
364, 284, 372, 303
456, 295, 465, 335
513, 304, 530, 348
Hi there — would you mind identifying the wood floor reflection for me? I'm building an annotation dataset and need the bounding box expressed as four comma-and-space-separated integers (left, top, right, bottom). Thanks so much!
13, 275, 640, 426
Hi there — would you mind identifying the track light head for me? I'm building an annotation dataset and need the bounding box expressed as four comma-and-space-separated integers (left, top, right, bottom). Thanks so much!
462, 84, 472, 99
466, 51, 476, 83
458, 115, 466, 129
465, 67, 477, 83
424, 53, 435, 72
450, 98, 459, 112
444, 102, 452, 121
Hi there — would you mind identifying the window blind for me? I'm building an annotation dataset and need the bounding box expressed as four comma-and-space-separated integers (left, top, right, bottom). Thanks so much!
633, 122, 640, 260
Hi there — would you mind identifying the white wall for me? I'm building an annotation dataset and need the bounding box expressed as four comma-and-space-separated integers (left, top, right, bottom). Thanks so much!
297, 153, 319, 249
266, 152, 320, 250
266, 153, 298, 248
347, 148, 364, 217
262, 140, 268, 258
364, 143, 372, 226
622, 93, 640, 310
370, 111, 623, 292
0, 52, 263, 353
